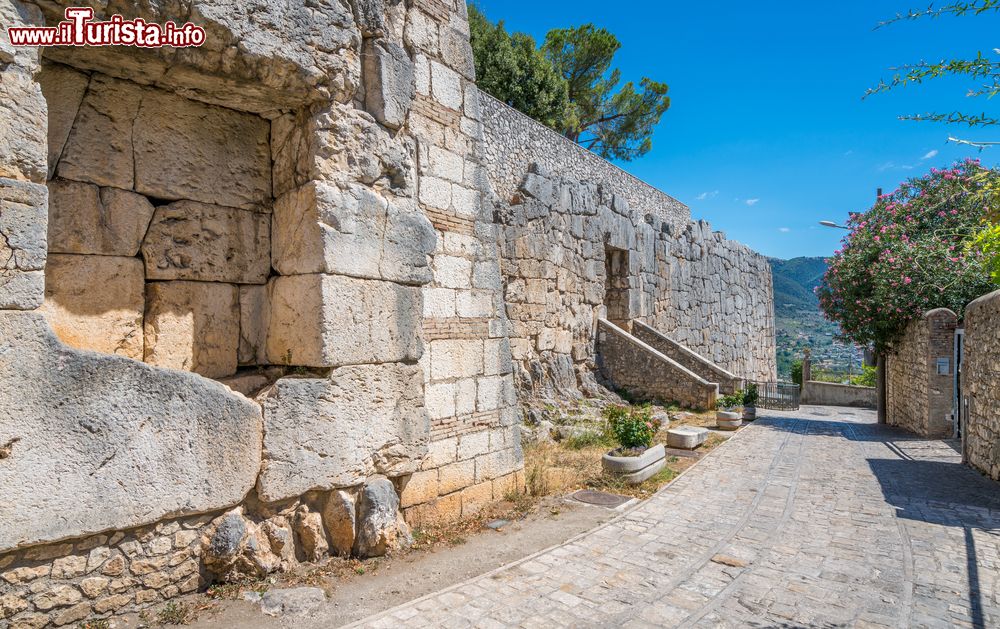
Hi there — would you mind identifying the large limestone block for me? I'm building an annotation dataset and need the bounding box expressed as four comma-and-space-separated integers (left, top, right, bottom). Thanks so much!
141, 200, 270, 284
57, 74, 144, 190
362, 39, 415, 129
47, 179, 155, 256
1, 178, 47, 310
257, 363, 429, 502
133, 89, 271, 211
1, 178, 47, 272
144, 281, 240, 378
38, 64, 90, 180
272, 182, 434, 285
267, 274, 422, 368
40, 254, 145, 360
0, 270, 44, 310
0, 311, 263, 552
0, 57, 47, 184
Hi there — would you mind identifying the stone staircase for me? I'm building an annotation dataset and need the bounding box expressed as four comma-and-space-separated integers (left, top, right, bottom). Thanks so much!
595, 319, 719, 409
630, 321, 744, 395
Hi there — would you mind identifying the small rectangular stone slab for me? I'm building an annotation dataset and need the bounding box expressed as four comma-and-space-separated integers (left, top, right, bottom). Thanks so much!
667, 426, 709, 450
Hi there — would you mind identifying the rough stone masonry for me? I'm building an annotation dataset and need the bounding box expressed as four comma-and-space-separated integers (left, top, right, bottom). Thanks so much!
0, 0, 774, 625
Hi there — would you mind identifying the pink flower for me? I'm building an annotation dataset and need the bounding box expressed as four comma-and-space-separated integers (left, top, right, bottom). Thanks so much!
904, 277, 912, 284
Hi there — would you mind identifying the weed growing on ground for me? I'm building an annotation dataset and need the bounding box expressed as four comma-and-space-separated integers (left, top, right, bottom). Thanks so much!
205, 578, 269, 600
156, 601, 193, 625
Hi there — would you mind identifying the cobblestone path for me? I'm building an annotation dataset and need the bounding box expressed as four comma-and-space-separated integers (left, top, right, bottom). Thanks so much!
351, 406, 1000, 628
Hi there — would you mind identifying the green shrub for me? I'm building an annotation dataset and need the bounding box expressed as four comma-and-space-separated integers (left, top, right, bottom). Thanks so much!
604, 404, 659, 450
742, 383, 759, 407
563, 430, 614, 450
849, 364, 877, 388
715, 392, 743, 410
791, 360, 803, 386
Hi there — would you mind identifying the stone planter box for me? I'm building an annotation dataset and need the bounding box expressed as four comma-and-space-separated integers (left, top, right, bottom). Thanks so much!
601, 444, 666, 484
742, 406, 756, 421
667, 426, 708, 449
716, 410, 742, 430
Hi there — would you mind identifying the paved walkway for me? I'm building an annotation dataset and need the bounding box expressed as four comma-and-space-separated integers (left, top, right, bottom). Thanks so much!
351, 406, 1000, 628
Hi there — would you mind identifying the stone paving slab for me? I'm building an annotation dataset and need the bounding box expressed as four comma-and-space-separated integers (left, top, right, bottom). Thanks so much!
347, 406, 1000, 628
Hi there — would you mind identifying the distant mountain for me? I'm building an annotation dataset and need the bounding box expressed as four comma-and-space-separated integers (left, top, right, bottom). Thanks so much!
768, 257, 845, 379
769, 256, 828, 309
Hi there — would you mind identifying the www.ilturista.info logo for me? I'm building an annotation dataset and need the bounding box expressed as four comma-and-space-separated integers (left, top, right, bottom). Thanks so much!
6, 7, 205, 48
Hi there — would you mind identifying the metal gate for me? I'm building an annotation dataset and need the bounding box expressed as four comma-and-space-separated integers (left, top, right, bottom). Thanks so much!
749, 381, 800, 410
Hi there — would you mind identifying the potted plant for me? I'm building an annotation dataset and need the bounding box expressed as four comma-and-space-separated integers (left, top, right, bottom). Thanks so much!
742, 383, 759, 421
715, 392, 743, 430
600, 405, 666, 484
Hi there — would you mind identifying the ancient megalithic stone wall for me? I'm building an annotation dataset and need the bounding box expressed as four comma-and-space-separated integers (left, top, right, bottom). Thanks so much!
961, 290, 1000, 480
479, 93, 777, 400
887, 308, 958, 438
0, 1, 520, 625
655, 220, 777, 382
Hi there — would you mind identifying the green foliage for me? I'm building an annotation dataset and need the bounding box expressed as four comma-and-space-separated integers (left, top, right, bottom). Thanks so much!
791, 360, 803, 386
850, 365, 878, 388
542, 25, 670, 160
468, 5, 569, 128
970, 222, 1000, 283
742, 383, 759, 407
715, 392, 744, 410
563, 430, 615, 450
868, 2, 1000, 147
604, 404, 659, 450
817, 160, 997, 352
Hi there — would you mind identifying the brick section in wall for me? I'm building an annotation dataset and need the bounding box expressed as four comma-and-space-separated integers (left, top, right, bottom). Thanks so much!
423, 206, 476, 235
431, 410, 502, 440
961, 289, 1000, 480
412, 94, 461, 126
401, 426, 524, 527
422, 317, 490, 341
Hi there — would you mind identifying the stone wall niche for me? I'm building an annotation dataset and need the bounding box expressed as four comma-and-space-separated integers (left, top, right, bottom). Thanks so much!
38, 61, 275, 380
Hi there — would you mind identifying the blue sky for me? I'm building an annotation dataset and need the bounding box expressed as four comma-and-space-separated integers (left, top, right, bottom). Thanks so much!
472, 1, 1000, 259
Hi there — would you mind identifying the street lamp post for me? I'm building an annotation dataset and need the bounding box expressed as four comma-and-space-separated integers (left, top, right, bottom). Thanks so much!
819, 220, 850, 230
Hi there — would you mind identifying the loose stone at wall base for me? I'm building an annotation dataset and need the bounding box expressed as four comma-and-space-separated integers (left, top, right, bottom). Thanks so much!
0, 311, 263, 551
354, 477, 412, 558
257, 363, 429, 502
40, 254, 145, 360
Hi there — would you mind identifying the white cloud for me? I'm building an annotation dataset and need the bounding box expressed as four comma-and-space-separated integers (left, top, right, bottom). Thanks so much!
880, 160, 917, 172
778, 227, 791, 233
746, 198, 760, 206
695, 190, 719, 201
843, 150, 854, 157
921, 149, 939, 160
